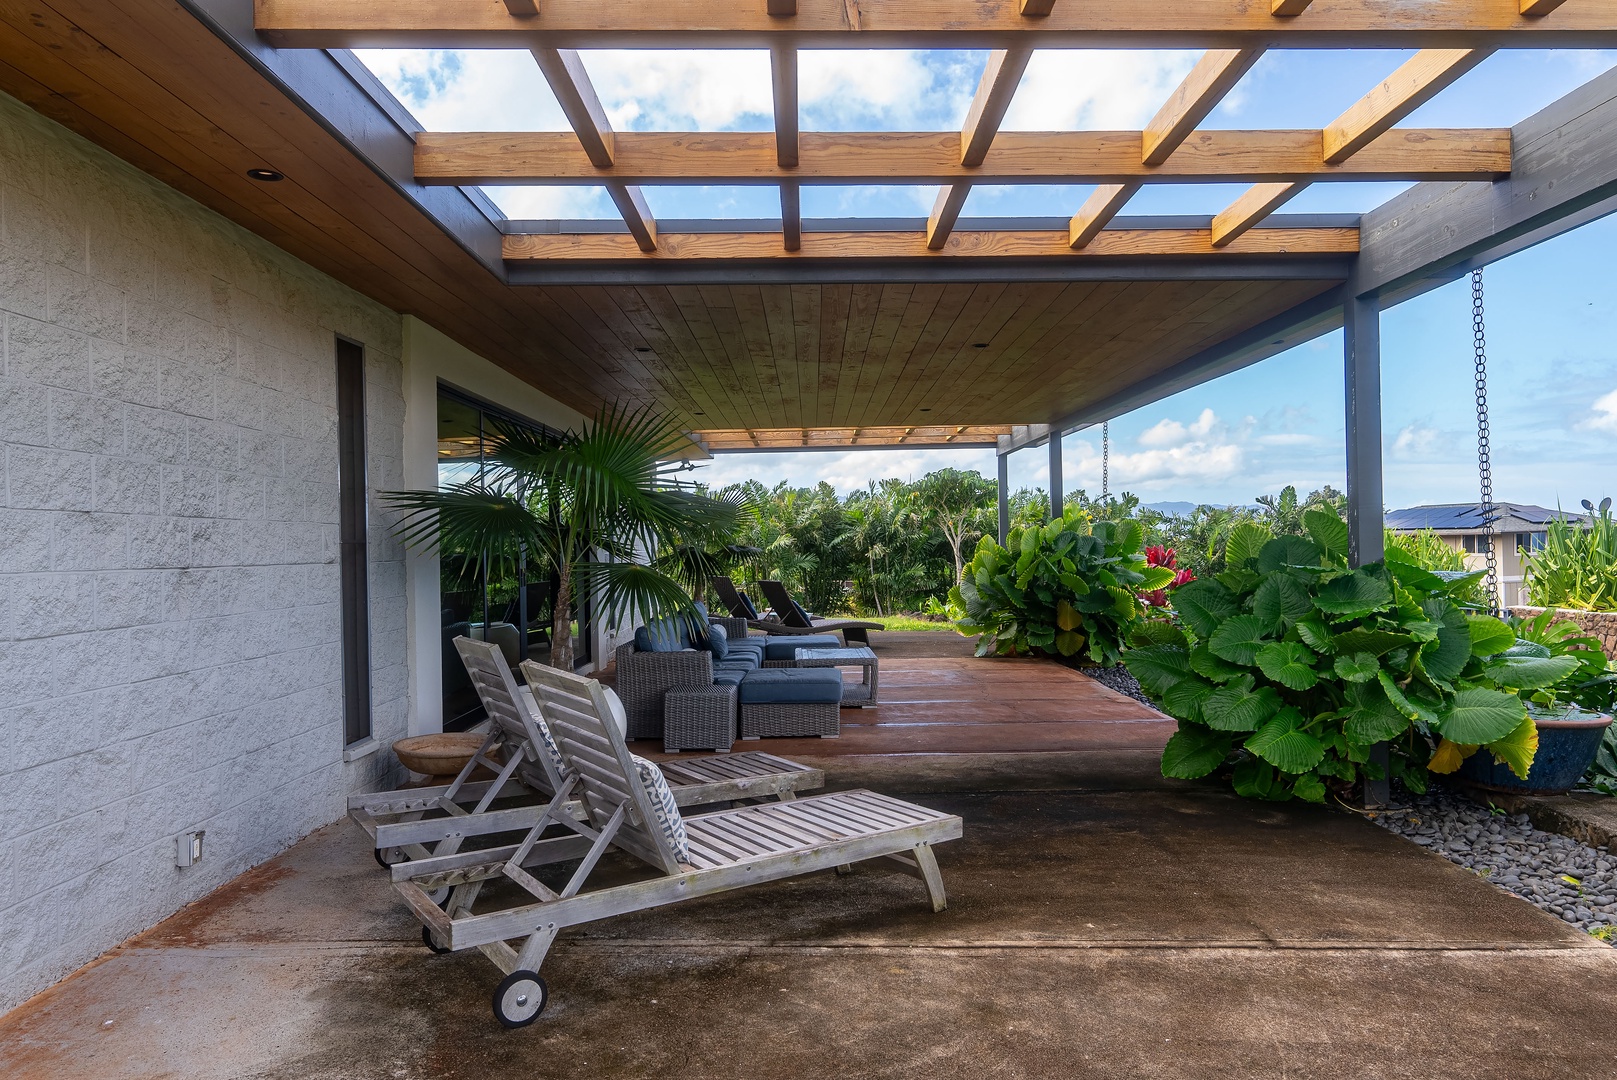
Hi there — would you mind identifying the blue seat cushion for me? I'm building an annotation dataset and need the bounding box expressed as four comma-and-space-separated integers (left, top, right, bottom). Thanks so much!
725, 640, 764, 662
761, 634, 842, 662
635, 618, 687, 653
711, 667, 747, 688
739, 667, 844, 704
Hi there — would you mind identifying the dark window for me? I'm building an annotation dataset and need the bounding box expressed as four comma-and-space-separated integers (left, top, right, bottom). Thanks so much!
436, 384, 590, 731
336, 338, 372, 746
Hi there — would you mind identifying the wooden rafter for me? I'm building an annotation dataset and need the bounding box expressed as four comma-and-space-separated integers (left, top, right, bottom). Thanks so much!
695, 425, 1015, 450
1068, 47, 1261, 250
416, 128, 1510, 184
1142, 50, 1264, 165
771, 42, 800, 250
1521, 0, 1570, 13
1211, 48, 1493, 246
530, 46, 657, 251
504, 227, 1359, 261
928, 48, 1033, 249
1271, 0, 1315, 15
257, 2, 1617, 48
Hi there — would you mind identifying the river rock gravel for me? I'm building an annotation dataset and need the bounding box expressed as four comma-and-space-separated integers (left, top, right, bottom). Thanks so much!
1375, 786, 1617, 941
1077, 666, 1155, 708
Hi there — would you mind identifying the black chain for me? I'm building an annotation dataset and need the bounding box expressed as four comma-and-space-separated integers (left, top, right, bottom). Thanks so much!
1472, 267, 1500, 614
1102, 421, 1110, 500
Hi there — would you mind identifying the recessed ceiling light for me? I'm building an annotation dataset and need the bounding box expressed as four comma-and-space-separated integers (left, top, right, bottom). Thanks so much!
919, 408, 932, 412
694, 411, 705, 416
972, 342, 989, 348
635, 347, 652, 353
246, 168, 284, 182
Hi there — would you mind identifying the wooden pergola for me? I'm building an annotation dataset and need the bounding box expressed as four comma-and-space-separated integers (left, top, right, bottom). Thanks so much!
8, 3, 1615, 570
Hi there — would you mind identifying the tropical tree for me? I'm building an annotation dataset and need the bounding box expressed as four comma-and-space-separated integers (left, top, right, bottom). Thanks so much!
384, 405, 743, 669
913, 468, 998, 582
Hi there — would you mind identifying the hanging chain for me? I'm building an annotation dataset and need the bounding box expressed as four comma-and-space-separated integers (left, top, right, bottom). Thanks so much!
1472, 268, 1500, 614
1102, 421, 1110, 501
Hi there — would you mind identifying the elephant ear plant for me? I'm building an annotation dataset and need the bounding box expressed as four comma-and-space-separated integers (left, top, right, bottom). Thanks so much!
1124, 505, 1554, 803
951, 508, 1177, 666
384, 404, 743, 670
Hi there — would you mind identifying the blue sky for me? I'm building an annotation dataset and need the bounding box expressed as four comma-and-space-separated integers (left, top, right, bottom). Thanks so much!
359, 47, 1617, 511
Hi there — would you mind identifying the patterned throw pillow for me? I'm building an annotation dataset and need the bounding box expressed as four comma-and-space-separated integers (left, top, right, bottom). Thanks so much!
629, 754, 690, 864
521, 686, 572, 780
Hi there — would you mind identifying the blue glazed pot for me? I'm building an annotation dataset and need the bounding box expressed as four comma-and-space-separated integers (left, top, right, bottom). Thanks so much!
1458, 710, 1613, 796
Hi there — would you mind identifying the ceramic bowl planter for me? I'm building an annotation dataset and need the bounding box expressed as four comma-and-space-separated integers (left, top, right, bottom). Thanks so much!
1459, 707, 1614, 796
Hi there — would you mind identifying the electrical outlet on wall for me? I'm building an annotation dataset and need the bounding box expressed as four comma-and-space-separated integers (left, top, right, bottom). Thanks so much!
176, 830, 205, 868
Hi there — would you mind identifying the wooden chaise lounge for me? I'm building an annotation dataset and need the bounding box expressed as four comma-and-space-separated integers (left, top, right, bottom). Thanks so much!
391, 659, 962, 1027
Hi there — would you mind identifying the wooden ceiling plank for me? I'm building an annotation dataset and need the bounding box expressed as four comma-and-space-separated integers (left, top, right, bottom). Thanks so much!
1323, 48, 1493, 162
503, 227, 1360, 260
757, 283, 801, 427
1142, 49, 1264, 165
927, 280, 1070, 421
930, 46, 1033, 248
930, 280, 1087, 420
415, 127, 1511, 183
864, 282, 950, 422
832, 283, 884, 425
789, 284, 821, 429
618, 286, 734, 423
849, 283, 917, 421
256, 2, 1617, 46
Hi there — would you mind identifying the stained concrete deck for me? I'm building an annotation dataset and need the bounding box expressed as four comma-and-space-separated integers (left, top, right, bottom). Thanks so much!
5, 639, 1617, 1079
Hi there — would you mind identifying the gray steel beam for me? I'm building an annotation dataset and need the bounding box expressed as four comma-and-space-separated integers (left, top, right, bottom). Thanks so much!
997, 452, 1010, 545
1357, 66, 1617, 304
1048, 435, 1064, 521
1343, 286, 1384, 569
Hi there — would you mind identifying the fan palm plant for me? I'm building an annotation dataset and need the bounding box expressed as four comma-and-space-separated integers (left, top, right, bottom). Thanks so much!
384, 404, 743, 670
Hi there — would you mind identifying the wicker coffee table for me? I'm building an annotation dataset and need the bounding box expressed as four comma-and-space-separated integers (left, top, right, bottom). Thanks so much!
793, 646, 879, 706
663, 683, 737, 753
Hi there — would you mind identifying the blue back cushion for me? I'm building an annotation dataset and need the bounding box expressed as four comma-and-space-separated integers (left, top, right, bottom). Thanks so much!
635, 618, 687, 653
706, 620, 729, 660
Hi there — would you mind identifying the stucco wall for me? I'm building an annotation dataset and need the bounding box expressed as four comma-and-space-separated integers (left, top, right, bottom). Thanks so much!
0, 91, 408, 1011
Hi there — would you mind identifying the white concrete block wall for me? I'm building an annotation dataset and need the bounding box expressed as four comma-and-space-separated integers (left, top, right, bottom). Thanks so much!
0, 91, 409, 1011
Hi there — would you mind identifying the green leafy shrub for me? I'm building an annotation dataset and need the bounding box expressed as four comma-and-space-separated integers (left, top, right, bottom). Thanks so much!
1385, 527, 1484, 606
1124, 506, 1558, 803
952, 507, 1175, 666
1524, 498, 1617, 612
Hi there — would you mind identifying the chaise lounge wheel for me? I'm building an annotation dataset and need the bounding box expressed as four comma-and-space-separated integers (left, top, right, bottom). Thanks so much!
422, 926, 450, 954
492, 970, 548, 1028
374, 846, 403, 869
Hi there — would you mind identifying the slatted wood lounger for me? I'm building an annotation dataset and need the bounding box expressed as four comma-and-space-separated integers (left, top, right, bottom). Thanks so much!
392, 660, 963, 1027
347, 638, 823, 872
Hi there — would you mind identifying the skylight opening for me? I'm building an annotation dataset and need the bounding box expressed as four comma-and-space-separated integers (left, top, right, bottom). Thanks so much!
800, 185, 940, 219
479, 186, 621, 221
1001, 51, 1201, 132
958, 185, 1100, 219
354, 50, 570, 131
640, 187, 783, 220
574, 50, 773, 131
798, 50, 982, 132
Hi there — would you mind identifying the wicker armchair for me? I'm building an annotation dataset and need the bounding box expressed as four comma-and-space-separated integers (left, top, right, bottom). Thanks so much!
708, 615, 752, 642
613, 640, 714, 740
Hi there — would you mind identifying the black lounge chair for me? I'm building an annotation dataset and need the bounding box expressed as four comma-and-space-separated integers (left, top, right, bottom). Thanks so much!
757, 579, 883, 645
710, 577, 883, 644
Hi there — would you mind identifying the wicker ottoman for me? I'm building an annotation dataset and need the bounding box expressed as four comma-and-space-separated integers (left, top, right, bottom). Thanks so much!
663, 683, 737, 753
738, 668, 843, 739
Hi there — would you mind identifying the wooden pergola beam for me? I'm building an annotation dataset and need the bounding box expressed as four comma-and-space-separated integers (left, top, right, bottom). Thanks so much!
257, 2, 1617, 49
1142, 49, 1264, 165
503, 226, 1359, 261
1211, 47, 1493, 245
416, 128, 1510, 184
1068, 184, 1140, 249
929, 48, 1033, 249
1271, 0, 1316, 15
771, 43, 800, 250
1323, 49, 1492, 162
529, 46, 657, 251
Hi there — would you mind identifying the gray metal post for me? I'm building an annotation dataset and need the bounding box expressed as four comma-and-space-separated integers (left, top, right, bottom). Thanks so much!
1047, 433, 1064, 520
996, 452, 1010, 544
1344, 283, 1390, 809
1343, 288, 1384, 569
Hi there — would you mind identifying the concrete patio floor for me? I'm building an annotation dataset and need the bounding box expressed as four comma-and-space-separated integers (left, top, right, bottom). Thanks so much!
5, 755, 1617, 1080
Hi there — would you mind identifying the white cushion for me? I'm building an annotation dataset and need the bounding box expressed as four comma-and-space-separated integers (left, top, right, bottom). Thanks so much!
629, 754, 689, 864
520, 687, 571, 779
601, 687, 628, 737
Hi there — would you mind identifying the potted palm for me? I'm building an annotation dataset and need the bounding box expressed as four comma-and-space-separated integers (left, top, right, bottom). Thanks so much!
385, 404, 743, 670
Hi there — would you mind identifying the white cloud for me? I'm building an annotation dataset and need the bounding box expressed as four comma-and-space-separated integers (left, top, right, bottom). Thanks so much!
1137, 407, 1219, 448
1391, 422, 1447, 459
580, 51, 773, 130
1002, 51, 1201, 130
1577, 388, 1617, 434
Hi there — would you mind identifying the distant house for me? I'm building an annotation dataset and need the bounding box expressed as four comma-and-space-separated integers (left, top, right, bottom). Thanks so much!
1384, 503, 1586, 607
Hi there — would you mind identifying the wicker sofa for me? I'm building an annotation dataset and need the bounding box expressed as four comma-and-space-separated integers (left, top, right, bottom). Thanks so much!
614, 606, 839, 743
